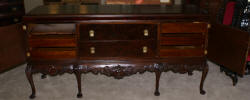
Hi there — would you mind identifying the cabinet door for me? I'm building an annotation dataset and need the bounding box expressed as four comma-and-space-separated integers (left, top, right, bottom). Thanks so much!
0, 24, 26, 73
208, 22, 249, 75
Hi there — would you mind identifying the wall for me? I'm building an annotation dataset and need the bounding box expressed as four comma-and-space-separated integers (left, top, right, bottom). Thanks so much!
24, 0, 181, 13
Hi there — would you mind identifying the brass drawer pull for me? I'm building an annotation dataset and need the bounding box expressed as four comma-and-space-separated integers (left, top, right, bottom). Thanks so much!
204, 50, 208, 55
90, 47, 95, 54
89, 30, 95, 37
26, 52, 31, 57
22, 25, 27, 30
14, 18, 19, 22
143, 46, 148, 53
207, 24, 211, 29
12, 7, 17, 11
144, 29, 149, 36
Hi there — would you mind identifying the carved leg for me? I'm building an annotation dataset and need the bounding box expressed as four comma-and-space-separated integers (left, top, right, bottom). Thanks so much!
74, 70, 82, 98
225, 72, 238, 86
200, 65, 208, 95
154, 71, 162, 96
221, 65, 239, 86
220, 66, 224, 72
41, 74, 47, 79
25, 65, 36, 99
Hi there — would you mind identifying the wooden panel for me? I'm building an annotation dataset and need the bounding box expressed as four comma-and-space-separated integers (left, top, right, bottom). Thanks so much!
79, 41, 156, 58
160, 36, 203, 46
30, 48, 76, 60
0, 24, 26, 73
29, 35, 76, 47
160, 47, 204, 57
79, 24, 157, 40
208, 23, 249, 75
161, 23, 207, 33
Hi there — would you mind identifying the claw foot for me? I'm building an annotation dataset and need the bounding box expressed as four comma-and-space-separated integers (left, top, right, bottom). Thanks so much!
154, 91, 160, 96
29, 94, 36, 99
200, 90, 206, 95
77, 93, 83, 98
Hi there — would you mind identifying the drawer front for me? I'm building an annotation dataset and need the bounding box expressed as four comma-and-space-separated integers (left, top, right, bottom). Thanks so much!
30, 48, 76, 60
79, 24, 157, 40
161, 23, 208, 33
160, 33, 204, 46
79, 41, 156, 58
159, 22, 207, 57
29, 24, 76, 35
28, 35, 76, 47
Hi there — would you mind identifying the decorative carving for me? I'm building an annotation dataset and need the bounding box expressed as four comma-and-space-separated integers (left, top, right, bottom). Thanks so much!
25, 63, 76, 99
29, 64, 75, 76
26, 62, 208, 98
77, 64, 148, 79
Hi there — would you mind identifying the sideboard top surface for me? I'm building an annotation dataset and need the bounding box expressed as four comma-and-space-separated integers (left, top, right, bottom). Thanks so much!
27, 4, 206, 15
23, 4, 209, 22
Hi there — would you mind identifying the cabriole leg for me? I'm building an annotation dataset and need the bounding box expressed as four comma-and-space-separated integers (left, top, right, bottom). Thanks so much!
154, 71, 162, 96
25, 64, 36, 99
74, 70, 82, 98
200, 65, 208, 95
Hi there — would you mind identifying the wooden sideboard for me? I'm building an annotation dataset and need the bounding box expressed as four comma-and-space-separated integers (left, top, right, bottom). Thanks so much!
23, 4, 209, 98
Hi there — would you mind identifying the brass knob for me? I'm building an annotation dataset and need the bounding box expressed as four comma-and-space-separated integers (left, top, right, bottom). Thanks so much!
207, 24, 211, 29
13, 18, 18, 22
193, 21, 201, 23
90, 47, 95, 54
22, 25, 27, 30
89, 30, 95, 37
204, 50, 208, 55
144, 29, 149, 36
26, 52, 30, 57
143, 46, 148, 53
12, 7, 17, 11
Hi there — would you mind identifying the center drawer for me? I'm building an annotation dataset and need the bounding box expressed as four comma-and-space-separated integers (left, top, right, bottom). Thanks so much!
79, 24, 157, 40
79, 40, 156, 58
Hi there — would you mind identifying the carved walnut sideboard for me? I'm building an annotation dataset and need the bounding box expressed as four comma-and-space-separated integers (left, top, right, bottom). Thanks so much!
23, 4, 210, 98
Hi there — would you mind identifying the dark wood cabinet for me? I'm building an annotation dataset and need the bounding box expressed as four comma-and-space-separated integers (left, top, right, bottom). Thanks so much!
23, 4, 209, 98
0, 0, 26, 73
2, 0, 246, 99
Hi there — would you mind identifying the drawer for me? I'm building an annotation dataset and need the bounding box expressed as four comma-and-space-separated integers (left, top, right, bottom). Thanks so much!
79, 41, 156, 58
28, 35, 76, 47
28, 24, 76, 35
79, 24, 157, 40
161, 22, 208, 33
30, 48, 76, 60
